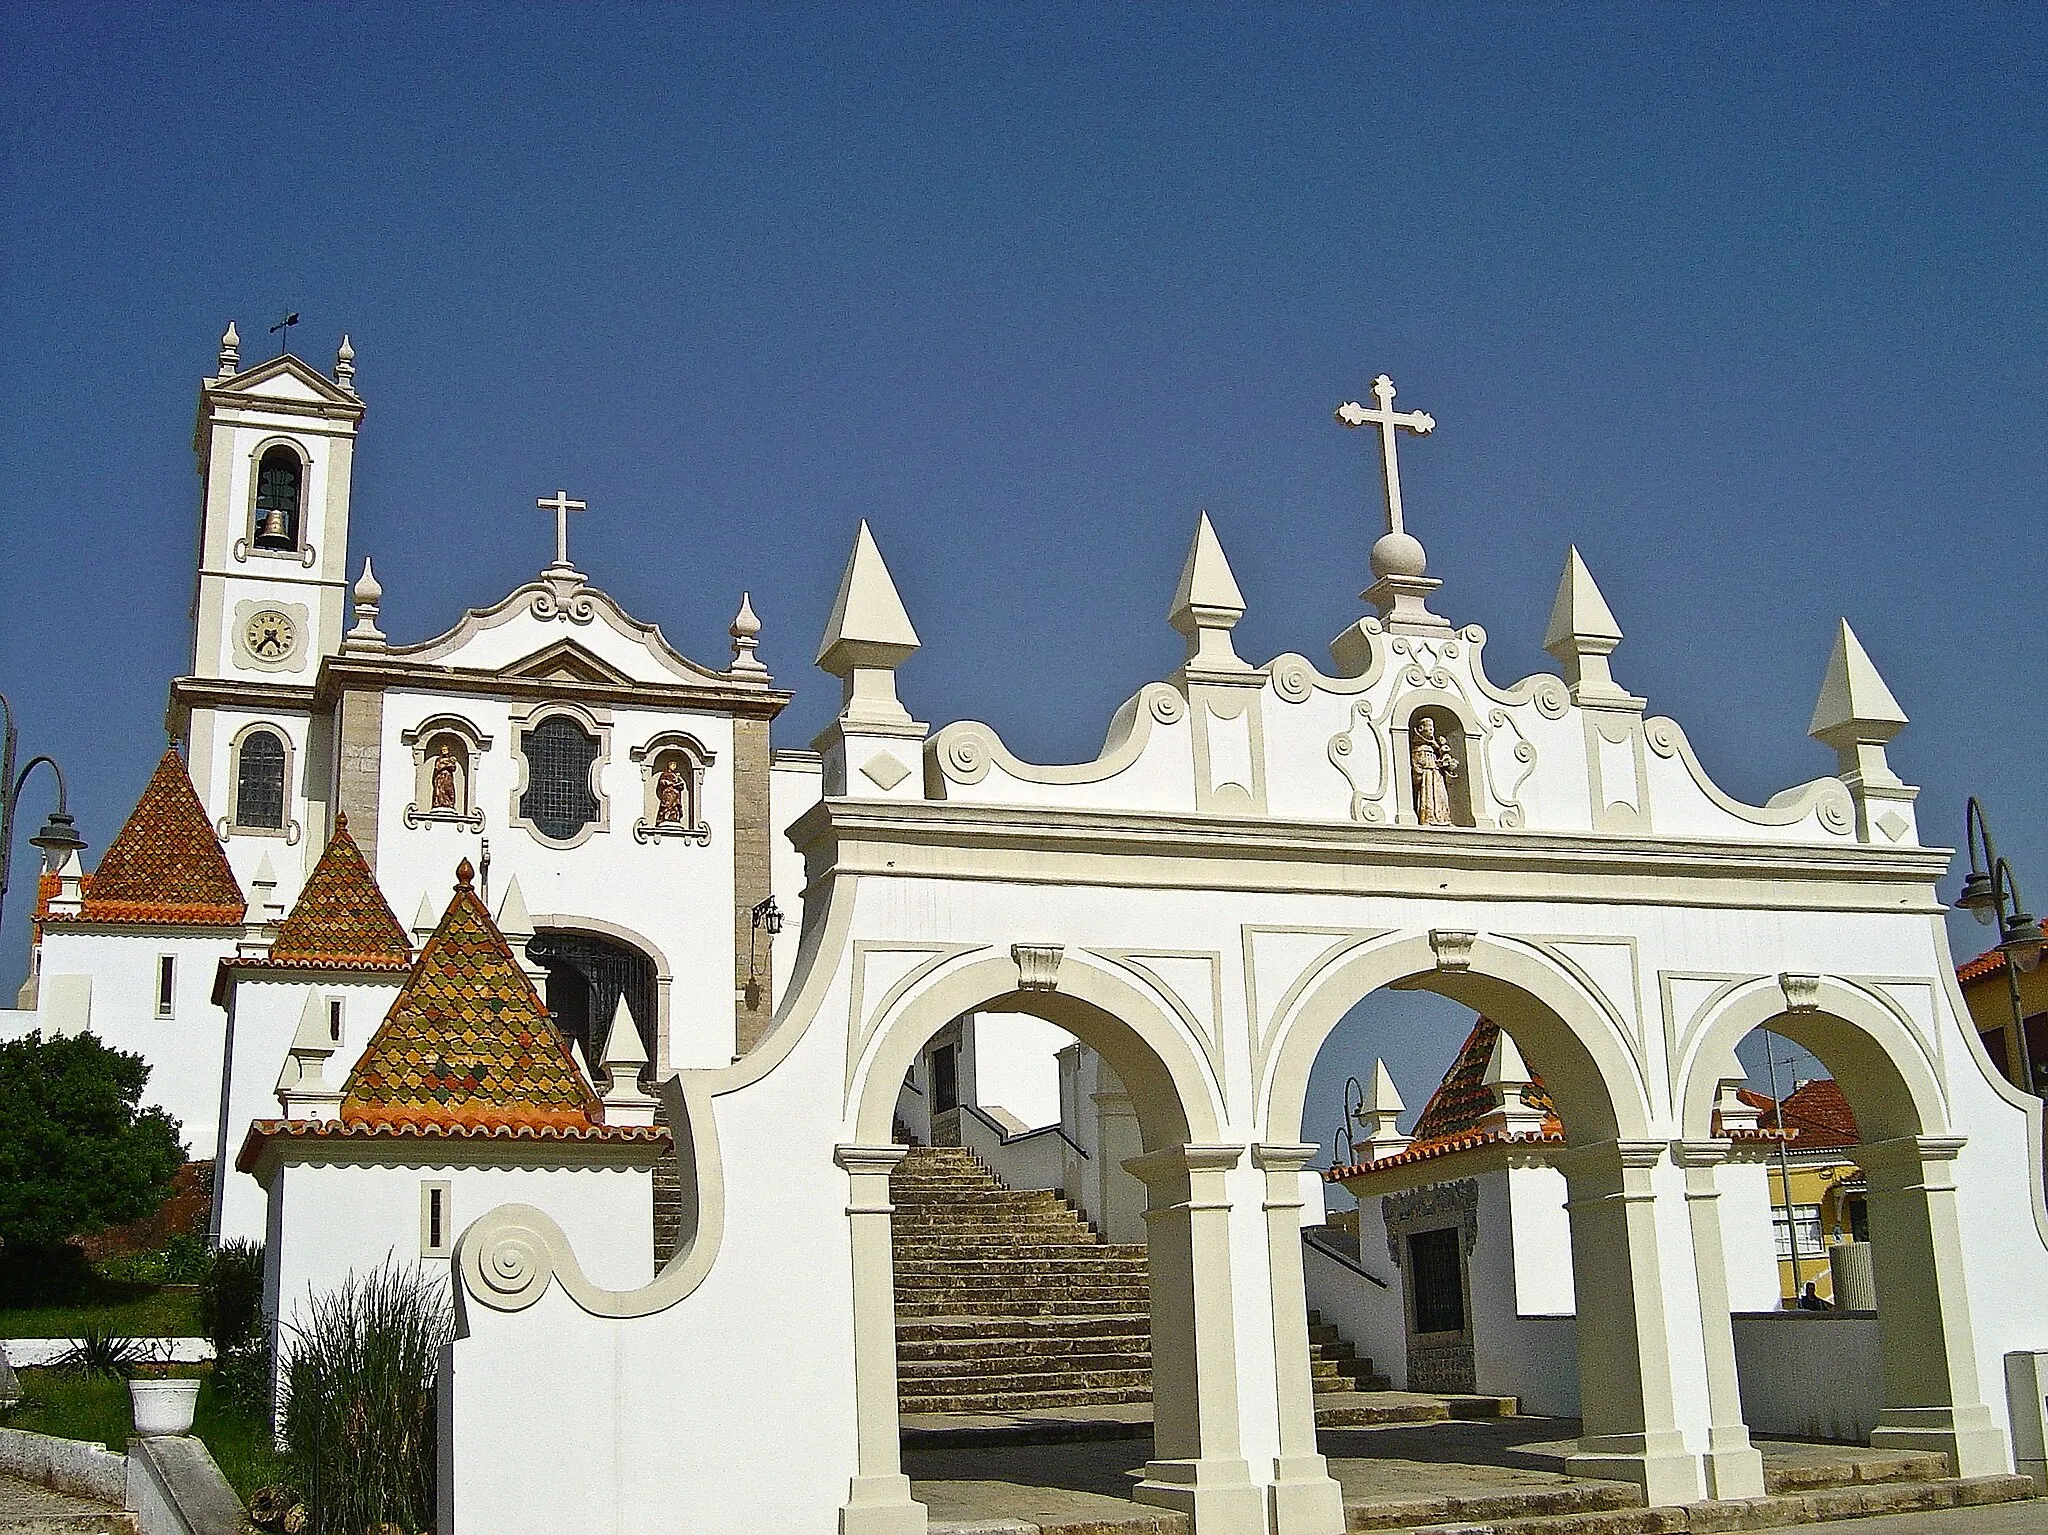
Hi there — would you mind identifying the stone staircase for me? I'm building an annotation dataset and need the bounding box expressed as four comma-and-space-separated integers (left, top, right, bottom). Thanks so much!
891, 1145, 1388, 1414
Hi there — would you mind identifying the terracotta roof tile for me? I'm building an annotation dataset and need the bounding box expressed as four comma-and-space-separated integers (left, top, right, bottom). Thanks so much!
1326, 1123, 1563, 1182
339, 860, 601, 1131
236, 1118, 668, 1173
1752, 1079, 1861, 1151
266, 814, 411, 968
1958, 923, 2042, 986
1408, 1017, 1563, 1142
63, 751, 244, 927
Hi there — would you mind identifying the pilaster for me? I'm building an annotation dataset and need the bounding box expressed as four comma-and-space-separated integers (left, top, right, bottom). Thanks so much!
1674, 1140, 1767, 1498
835, 1144, 927, 1535
1253, 1144, 1346, 1535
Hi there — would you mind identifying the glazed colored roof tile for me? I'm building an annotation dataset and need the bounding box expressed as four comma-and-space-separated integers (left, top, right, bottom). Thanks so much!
339, 862, 601, 1131
264, 814, 411, 969
1408, 1017, 1563, 1142
1751, 1079, 1861, 1152
1326, 1123, 1563, 1182
62, 751, 245, 926
236, 1117, 668, 1173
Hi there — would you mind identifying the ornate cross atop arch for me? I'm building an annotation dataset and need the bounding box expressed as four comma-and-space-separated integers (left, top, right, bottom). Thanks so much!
1335, 375, 1434, 539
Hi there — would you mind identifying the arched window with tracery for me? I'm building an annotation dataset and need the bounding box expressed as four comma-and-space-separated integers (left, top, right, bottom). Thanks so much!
252, 447, 304, 550
234, 729, 288, 829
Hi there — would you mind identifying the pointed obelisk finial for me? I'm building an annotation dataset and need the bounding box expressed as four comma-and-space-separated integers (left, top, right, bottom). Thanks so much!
1357, 1059, 1410, 1162
1480, 1028, 1548, 1133
816, 521, 921, 721
1543, 546, 1631, 703
728, 591, 769, 678
335, 333, 356, 395
344, 558, 386, 650
812, 522, 927, 799
276, 990, 344, 1121
598, 996, 657, 1125
411, 890, 439, 944
1809, 620, 1916, 844
217, 320, 241, 379
1168, 512, 1250, 674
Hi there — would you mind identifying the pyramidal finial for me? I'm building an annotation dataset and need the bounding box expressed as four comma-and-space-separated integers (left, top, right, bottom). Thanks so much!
1356, 1057, 1410, 1161
728, 591, 769, 678
817, 522, 920, 672
1480, 1027, 1548, 1132
495, 875, 533, 941
570, 1036, 594, 1090
1168, 512, 1249, 673
1367, 1058, 1405, 1115
598, 996, 657, 1123
600, 995, 649, 1071
1483, 1029, 1533, 1089
412, 889, 439, 938
217, 321, 241, 377
1809, 620, 1907, 743
345, 558, 386, 650
335, 333, 356, 394
1543, 546, 1629, 702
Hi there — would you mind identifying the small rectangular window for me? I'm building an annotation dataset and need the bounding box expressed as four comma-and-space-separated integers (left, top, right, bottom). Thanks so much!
327, 997, 344, 1043
156, 956, 176, 1018
1408, 1227, 1466, 1334
1772, 1205, 1824, 1261
931, 1044, 958, 1114
421, 1182, 452, 1257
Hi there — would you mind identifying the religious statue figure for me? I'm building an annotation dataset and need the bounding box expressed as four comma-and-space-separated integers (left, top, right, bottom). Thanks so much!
1411, 717, 1460, 827
655, 759, 689, 827
431, 743, 461, 812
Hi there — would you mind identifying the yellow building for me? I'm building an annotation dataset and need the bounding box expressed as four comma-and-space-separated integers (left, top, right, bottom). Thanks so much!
1744, 1080, 1867, 1306
1958, 921, 2048, 1096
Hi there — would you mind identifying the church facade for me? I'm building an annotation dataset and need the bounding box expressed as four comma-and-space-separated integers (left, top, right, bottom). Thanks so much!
13, 332, 2048, 1535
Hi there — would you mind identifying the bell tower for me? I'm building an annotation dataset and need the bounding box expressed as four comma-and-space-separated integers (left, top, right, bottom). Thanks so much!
189, 322, 365, 684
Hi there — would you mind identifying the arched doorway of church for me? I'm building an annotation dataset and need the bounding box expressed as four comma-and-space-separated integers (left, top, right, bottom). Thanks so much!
528, 928, 657, 1069
1687, 997, 2003, 1474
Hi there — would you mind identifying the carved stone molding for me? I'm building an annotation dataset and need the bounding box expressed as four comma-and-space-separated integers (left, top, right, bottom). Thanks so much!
1429, 929, 1476, 972
1012, 943, 1063, 992
1777, 972, 1823, 1013
1382, 1178, 1479, 1265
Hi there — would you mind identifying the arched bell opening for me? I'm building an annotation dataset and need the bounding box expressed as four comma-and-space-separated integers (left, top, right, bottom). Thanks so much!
1683, 984, 2008, 1477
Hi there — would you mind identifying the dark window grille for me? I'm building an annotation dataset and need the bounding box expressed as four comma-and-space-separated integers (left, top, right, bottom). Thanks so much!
520, 716, 600, 840
931, 1044, 959, 1113
236, 731, 287, 828
253, 448, 302, 548
1408, 1227, 1465, 1333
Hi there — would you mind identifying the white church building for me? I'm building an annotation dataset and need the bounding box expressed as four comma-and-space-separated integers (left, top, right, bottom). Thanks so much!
10, 329, 2048, 1535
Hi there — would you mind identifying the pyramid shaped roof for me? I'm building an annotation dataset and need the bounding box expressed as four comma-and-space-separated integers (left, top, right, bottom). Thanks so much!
1408, 1017, 1562, 1143
265, 814, 411, 969
338, 860, 601, 1131
69, 750, 244, 926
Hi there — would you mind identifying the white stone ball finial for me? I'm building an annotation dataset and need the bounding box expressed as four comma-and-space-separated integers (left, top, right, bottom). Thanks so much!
1370, 530, 1428, 581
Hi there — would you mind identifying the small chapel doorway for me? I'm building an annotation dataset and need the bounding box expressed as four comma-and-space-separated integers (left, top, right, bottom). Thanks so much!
529, 929, 658, 1073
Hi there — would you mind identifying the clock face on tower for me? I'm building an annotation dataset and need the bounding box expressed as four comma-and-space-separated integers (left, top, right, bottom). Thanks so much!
243, 609, 297, 661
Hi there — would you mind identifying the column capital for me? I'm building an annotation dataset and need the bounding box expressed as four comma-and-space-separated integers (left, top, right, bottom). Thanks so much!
1674, 1138, 1733, 1169
835, 1144, 911, 1176
1251, 1142, 1320, 1175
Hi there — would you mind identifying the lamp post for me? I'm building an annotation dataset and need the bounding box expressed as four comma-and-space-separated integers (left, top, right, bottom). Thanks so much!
747, 895, 784, 985
0, 693, 88, 934
1958, 797, 2045, 1094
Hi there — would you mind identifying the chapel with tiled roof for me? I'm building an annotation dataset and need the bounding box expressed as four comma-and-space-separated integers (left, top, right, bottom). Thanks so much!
262, 814, 412, 971
1407, 1017, 1563, 1145
55, 749, 245, 927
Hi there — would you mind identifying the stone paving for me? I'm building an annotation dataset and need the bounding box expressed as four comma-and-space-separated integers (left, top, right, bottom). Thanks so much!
0, 1467, 129, 1529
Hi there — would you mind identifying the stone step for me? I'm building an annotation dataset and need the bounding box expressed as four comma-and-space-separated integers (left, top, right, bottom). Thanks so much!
1346, 1480, 1644, 1531
898, 1296, 1149, 1317
899, 1363, 1153, 1392
1759, 1448, 1949, 1495
900, 1334, 1151, 1361
897, 1257, 1149, 1279
898, 1313, 1151, 1341
899, 1384, 1155, 1414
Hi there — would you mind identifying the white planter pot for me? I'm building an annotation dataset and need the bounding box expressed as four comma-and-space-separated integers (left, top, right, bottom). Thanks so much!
129, 1378, 201, 1436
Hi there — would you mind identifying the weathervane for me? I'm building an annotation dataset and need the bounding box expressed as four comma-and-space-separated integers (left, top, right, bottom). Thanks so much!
269, 312, 300, 359
537, 489, 588, 569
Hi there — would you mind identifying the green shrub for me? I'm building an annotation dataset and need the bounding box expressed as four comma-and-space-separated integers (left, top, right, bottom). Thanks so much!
53, 1326, 145, 1379
280, 1261, 452, 1535
200, 1238, 266, 1355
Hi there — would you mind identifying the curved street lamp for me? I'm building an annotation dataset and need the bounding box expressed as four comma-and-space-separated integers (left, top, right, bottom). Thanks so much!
0, 693, 88, 935
1958, 797, 2044, 1094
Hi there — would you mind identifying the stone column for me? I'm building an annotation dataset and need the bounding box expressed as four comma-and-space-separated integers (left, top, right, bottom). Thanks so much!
1858, 1136, 2008, 1475
1556, 1140, 1709, 1506
335, 687, 384, 865
731, 713, 774, 1054
1091, 1080, 1147, 1245
1125, 1144, 1267, 1535
834, 1145, 926, 1535
1675, 1140, 1767, 1498
1253, 1144, 1346, 1535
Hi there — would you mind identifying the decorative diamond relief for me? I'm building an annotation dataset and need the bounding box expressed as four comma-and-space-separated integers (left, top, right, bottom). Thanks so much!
1877, 810, 1908, 842
861, 752, 911, 791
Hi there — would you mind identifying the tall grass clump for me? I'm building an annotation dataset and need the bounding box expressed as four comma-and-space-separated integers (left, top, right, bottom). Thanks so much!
279, 1261, 452, 1535
200, 1238, 266, 1355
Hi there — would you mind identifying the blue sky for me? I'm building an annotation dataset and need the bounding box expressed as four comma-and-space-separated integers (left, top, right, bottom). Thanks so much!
2, 7, 2042, 1148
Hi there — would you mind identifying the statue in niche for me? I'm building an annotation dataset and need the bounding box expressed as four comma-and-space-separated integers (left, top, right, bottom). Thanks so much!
1411, 717, 1461, 827
655, 758, 689, 827
431, 743, 462, 812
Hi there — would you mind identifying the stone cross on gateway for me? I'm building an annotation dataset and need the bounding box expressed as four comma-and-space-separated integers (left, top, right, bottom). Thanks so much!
537, 488, 587, 569
1335, 374, 1434, 539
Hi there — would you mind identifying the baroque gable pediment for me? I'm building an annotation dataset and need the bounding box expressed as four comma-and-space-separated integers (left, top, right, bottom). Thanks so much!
207, 353, 362, 411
